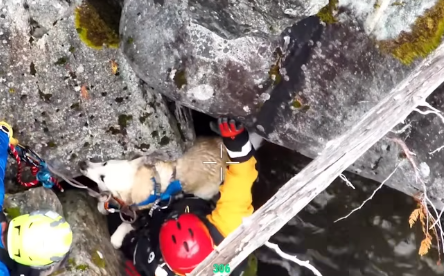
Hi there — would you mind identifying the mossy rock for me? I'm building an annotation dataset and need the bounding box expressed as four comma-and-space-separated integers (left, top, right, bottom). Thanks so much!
243, 253, 258, 276
317, 0, 338, 24
91, 250, 106, 268
378, 0, 444, 65
4, 207, 21, 219
74, 1, 120, 49
173, 70, 188, 89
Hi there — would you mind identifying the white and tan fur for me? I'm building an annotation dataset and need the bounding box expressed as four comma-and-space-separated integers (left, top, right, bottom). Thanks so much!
80, 133, 263, 248
80, 137, 231, 208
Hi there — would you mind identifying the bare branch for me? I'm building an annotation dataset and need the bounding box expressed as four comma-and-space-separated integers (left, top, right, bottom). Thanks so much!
339, 174, 355, 189
390, 123, 412, 134
334, 164, 400, 223
264, 241, 323, 276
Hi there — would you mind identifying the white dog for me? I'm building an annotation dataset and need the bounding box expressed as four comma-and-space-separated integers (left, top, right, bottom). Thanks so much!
80, 133, 263, 249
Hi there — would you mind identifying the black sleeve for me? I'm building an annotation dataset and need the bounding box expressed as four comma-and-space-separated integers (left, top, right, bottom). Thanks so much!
10, 263, 41, 276
0, 212, 7, 224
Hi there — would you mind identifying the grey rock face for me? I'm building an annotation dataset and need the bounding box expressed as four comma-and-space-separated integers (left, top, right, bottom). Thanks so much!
56, 190, 125, 276
120, 0, 327, 118
0, 0, 187, 192
120, 0, 444, 207
4, 188, 124, 276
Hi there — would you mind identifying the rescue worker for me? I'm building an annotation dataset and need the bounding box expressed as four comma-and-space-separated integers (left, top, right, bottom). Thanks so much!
0, 122, 73, 276
125, 117, 260, 276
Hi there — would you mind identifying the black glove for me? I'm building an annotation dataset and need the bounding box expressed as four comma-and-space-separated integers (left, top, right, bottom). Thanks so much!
218, 117, 254, 163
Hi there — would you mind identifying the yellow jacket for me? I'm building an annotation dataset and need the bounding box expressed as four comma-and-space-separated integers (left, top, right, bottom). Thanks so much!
206, 157, 258, 237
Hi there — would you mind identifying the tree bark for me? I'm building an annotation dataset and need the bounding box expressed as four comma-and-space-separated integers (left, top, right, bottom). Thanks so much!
189, 43, 444, 275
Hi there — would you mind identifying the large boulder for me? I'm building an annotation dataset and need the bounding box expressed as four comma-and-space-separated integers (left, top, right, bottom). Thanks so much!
0, 0, 191, 192
120, 0, 327, 116
120, 0, 444, 206
4, 187, 124, 276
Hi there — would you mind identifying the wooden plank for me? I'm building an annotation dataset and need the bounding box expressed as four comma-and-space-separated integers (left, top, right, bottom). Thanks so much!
188, 43, 444, 275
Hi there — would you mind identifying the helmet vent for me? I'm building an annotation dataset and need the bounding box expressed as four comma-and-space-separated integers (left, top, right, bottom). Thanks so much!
14, 225, 20, 235
188, 228, 194, 238
28, 222, 33, 228
171, 235, 177, 244
183, 242, 189, 252
176, 222, 181, 230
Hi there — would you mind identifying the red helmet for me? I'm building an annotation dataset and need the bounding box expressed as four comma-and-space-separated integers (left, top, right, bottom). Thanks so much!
159, 213, 214, 275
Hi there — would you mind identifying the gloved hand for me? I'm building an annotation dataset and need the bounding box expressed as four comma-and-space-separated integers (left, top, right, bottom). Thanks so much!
218, 117, 254, 163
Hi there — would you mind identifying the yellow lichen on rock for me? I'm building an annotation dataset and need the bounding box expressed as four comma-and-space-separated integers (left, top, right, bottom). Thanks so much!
317, 0, 339, 24
378, 0, 444, 65
74, 1, 120, 50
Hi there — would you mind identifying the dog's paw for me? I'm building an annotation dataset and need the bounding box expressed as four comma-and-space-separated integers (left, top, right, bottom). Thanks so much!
111, 222, 135, 249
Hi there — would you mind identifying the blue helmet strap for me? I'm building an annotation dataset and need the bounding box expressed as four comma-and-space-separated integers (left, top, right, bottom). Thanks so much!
134, 177, 182, 207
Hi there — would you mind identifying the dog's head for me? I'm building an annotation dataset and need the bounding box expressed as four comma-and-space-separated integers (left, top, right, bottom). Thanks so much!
79, 158, 144, 193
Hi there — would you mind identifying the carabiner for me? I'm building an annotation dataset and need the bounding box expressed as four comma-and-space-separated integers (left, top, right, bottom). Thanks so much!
14, 144, 43, 167
120, 205, 137, 224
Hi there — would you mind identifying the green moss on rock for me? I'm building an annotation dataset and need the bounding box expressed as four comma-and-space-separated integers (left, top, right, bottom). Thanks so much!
5, 207, 21, 219
74, 2, 119, 49
268, 48, 283, 85
292, 97, 310, 112
118, 114, 133, 128
378, 0, 444, 65
91, 250, 106, 268
292, 99, 302, 108
54, 56, 68, 65
317, 0, 338, 24
75, 264, 89, 271
127, 36, 134, 44
173, 70, 187, 89
59, 258, 89, 273
47, 141, 57, 148
243, 254, 258, 276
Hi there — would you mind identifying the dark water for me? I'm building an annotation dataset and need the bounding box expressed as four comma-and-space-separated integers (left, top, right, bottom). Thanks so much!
253, 143, 443, 276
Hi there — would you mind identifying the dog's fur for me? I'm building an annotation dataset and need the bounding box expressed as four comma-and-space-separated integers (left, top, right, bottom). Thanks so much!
80, 133, 263, 249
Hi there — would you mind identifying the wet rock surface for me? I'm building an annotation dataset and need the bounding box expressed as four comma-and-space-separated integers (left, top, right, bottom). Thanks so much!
0, 0, 188, 191
121, 0, 444, 207
4, 187, 124, 276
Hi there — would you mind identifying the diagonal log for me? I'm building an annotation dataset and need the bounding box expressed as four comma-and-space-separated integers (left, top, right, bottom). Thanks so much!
189, 43, 444, 275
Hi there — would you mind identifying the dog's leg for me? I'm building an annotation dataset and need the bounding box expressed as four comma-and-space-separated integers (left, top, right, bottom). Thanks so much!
154, 161, 175, 186
111, 222, 135, 249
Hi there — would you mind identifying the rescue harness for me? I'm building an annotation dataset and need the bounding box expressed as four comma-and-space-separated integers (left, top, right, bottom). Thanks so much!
103, 176, 184, 224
